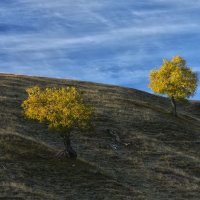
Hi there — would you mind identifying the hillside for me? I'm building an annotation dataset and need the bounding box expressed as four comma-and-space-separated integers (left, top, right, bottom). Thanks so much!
0, 73, 200, 200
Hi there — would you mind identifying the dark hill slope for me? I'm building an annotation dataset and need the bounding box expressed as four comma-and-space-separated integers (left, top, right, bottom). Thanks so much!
0, 73, 200, 199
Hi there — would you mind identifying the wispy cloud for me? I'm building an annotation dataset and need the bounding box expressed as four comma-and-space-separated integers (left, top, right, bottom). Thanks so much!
1, 23, 199, 53
0, 0, 199, 99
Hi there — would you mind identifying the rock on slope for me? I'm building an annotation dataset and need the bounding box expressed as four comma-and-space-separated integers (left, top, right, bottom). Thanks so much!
0, 73, 200, 200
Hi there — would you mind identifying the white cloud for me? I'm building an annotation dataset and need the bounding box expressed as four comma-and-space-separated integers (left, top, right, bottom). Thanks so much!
0, 0, 200, 98
1, 22, 199, 53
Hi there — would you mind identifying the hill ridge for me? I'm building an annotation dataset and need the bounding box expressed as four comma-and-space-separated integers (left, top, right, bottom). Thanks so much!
0, 73, 200, 199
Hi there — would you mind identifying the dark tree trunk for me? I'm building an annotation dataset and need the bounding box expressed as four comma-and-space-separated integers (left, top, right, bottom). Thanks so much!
170, 96, 177, 117
63, 133, 77, 159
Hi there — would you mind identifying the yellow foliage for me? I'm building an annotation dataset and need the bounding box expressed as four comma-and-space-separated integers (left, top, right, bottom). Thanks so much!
22, 86, 93, 133
148, 56, 198, 99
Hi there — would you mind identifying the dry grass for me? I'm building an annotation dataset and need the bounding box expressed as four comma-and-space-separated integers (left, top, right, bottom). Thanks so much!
0, 73, 200, 199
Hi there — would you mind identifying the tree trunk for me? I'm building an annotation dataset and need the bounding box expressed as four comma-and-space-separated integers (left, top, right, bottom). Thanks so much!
63, 133, 77, 159
170, 96, 177, 117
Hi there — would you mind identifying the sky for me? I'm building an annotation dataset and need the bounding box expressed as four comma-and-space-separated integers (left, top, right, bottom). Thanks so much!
0, 0, 200, 99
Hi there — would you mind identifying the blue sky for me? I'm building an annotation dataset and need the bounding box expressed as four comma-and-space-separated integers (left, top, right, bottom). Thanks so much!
0, 0, 200, 99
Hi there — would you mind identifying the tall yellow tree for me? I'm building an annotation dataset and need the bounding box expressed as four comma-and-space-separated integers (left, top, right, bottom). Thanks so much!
149, 56, 198, 116
22, 86, 93, 159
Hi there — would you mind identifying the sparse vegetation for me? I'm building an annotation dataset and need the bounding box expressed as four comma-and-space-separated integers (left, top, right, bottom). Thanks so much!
22, 86, 93, 159
1, 73, 200, 199
149, 56, 198, 116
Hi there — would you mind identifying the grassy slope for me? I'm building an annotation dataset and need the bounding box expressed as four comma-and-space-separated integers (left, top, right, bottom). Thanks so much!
0, 73, 200, 200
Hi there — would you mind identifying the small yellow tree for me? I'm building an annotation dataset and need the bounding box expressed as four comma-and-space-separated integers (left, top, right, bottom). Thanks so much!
22, 86, 93, 159
149, 56, 198, 116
